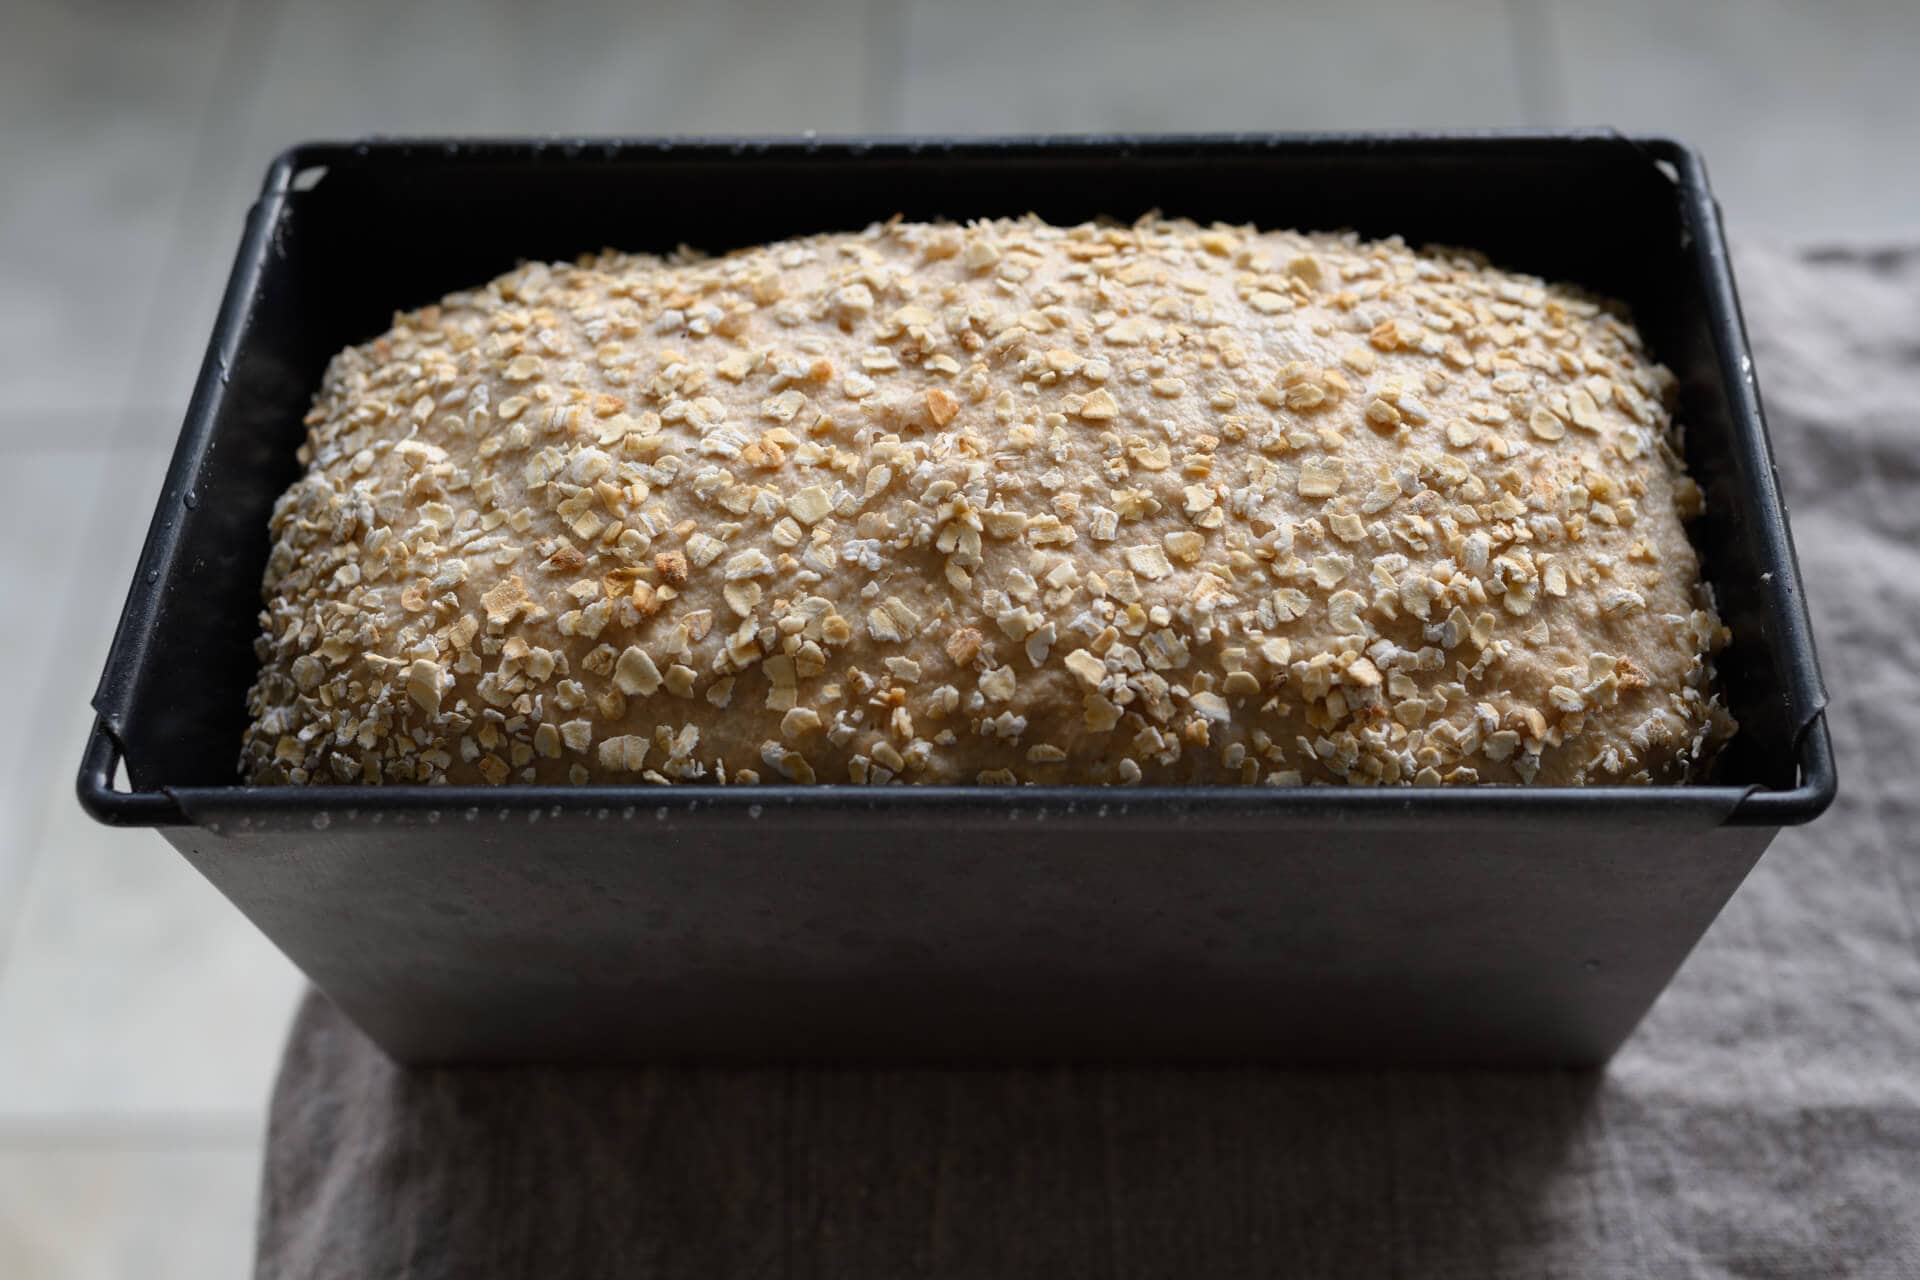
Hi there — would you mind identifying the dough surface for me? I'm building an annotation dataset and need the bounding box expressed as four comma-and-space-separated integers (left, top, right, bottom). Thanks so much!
243, 216, 1731, 787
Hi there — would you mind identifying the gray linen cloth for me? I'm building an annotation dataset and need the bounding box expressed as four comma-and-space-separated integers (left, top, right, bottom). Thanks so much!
254, 244, 1920, 1280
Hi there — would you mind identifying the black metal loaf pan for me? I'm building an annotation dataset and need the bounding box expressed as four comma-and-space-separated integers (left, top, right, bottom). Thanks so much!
79, 134, 1833, 1066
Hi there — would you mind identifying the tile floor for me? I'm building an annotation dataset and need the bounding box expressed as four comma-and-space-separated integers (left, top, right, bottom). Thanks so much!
1, 0, 1914, 1274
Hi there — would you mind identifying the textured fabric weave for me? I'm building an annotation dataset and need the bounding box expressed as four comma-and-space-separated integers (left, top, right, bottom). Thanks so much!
255, 244, 1920, 1280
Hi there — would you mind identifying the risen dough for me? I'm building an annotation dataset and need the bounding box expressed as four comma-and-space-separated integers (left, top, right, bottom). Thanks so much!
243, 215, 1731, 787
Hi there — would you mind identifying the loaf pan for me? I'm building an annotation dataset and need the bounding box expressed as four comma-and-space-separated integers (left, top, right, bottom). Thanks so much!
78, 134, 1834, 1066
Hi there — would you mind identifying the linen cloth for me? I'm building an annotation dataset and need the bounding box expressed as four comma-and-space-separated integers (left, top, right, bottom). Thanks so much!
254, 244, 1920, 1280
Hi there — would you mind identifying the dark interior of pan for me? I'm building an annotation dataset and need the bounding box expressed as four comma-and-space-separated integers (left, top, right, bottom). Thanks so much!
92, 134, 1827, 801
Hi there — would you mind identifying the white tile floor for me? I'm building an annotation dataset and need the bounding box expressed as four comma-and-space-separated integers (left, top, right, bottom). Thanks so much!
1, 0, 1914, 1275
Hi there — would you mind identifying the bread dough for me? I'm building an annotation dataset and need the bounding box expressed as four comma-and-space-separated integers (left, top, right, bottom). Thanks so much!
243, 216, 1731, 787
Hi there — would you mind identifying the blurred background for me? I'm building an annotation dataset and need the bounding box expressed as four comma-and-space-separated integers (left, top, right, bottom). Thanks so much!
1, 0, 1915, 1274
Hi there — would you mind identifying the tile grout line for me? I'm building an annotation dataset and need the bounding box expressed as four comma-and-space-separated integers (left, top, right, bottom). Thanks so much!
0, 0, 289, 983
1503, 0, 1568, 126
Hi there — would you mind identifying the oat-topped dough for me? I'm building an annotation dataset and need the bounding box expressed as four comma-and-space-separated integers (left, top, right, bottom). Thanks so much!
243, 215, 1733, 787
